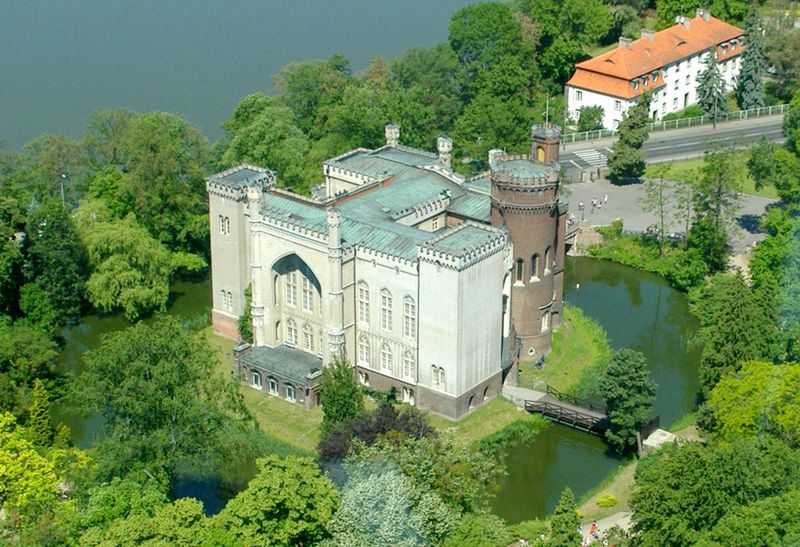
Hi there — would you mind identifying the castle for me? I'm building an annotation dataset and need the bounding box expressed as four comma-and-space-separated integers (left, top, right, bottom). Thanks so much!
206, 125, 566, 419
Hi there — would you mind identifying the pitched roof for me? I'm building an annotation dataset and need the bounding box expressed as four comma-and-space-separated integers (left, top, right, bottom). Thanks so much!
572, 14, 743, 82
567, 70, 665, 99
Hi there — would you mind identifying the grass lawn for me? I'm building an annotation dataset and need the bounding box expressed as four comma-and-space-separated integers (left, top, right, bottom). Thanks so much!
205, 328, 322, 454
578, 459, 638, 522
646, 154, 779, 199
427, 397, 539, 445
517, 305, 611, 398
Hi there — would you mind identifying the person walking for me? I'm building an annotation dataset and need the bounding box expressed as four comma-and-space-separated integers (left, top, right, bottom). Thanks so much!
603, 193, 608, 204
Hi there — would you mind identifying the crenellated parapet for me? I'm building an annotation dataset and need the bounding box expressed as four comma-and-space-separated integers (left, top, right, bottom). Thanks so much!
417, 222, 508, 272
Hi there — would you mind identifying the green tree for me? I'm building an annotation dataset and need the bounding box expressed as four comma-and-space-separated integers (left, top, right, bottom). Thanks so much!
608, 92, 652, 181
696, 51, 729, 127
213, 455, 338, 545
75, 316, 251, 483
319, 355, 364, 435
640, 164, 674, 255
549, 487, 580, 546
631, 437, 800, 546
239, 285, 253, 343
576, 105, 604, 131
443, 513, 514, 547
11, 133, 89, 204
708, 360, 800, 446
452, 92, 532, 163
0, 318, 58, 416
599, 348, 657, 452
689, 146, 742, 272
82, 109, 135, 167
119, 112, 210, 257
23, 200, 87, 324
783, 88, 800, 155
736, 8, 768, 110
27, 379, 54, 447
691, 272, 780, 398
18, 282, 57, 333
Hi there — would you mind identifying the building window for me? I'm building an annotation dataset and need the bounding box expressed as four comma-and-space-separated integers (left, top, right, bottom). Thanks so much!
358, 335, 370, 366
431, 217, 440, 230
285, 272, 297, 307
403, 297, 416, 339
358, 371, 369, 386
268, 377, 278, 395
515, 258, 524, 283
358, 282, 369, 323
251, 371, 262, 389
685, 74, 690, 85
432, 366, 445, 390
654, 72, 660, 82
225, 217, 230, 235
643, 76, 649, 86
673, 97, 678, 109
632, 80, 639, 90
531, 254, 540, 281
403, 351, 415, 380
614, 100, 622, 111
731, 41, 736, 51
613, 120, 620, 129
380, 290, 393, 331
303, 324, 314, 352
721, 44, 727, 55
675, 63, 680, 73
301, 276, 313, 313
662, 102, 666, 114
219, 215, 224, 235
674, 79, 679, 90
380, 344, 392, 371
285, 384, 295, 401
542, 312, 550, 332
286, 319, 297, 346
576, 90, 583, 101
544, 247, 552, 274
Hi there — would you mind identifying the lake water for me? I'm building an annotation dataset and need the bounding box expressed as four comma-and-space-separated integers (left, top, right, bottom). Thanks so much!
1, 0, 474, 150
492, 256, 701, 522
55, 257, 701, 520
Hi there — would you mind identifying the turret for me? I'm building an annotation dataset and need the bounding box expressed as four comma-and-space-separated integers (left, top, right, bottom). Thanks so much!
530, 124, 561, 164
385, 124, 400, 147
437, 136, 452, 168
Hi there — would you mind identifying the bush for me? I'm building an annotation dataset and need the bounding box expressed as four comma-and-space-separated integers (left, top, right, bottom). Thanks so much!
596, 493, 618, 508
662, 104, 703, 121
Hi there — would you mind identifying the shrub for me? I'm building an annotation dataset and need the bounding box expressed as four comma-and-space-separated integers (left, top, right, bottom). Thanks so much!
596, 493, 618, 508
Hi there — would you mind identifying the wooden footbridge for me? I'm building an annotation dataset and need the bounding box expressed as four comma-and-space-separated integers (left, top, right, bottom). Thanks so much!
506, 385, 608, 435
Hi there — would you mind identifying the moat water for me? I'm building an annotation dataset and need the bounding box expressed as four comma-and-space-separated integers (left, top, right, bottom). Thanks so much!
54, 256, 700, 519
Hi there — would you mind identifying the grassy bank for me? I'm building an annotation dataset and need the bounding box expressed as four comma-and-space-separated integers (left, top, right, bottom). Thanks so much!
518, 305, 612, 399
645, 154, 779, 199
428, 396, 543, 446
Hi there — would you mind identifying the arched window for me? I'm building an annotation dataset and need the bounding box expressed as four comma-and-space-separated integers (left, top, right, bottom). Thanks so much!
251, 371, 263, 389
301, 276, 314, 313
286, 319, 297, 346
531, 254, 540, 281
219, 215, 225, 235
285, 271, 297, 307
303, 324, 314, 352
227, 291, 234, 312
515, 258, 524, 283
358, 335, 370, 366
403, 351, 415, 380
439, 367, 446, 389
403, 297, 416, 339
380, 344, 392, 371
541, 312, 550, 333
544, 247, 552, 274
357, 282, 370, 323
273, 275, 280, 307
432, 366, 445, 389
285, 384, 296, 401
224, 217, 231, 235
268, 377, 278, 395
380, 289, 393, 331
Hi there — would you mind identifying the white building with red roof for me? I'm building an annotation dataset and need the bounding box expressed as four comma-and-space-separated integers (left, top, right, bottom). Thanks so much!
566, 9, 744, 130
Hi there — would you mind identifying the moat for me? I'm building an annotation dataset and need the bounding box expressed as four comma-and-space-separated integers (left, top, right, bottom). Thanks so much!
54, 256, 700, 520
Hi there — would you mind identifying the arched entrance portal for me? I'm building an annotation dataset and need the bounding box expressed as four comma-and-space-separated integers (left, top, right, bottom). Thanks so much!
268, 254, 322, 354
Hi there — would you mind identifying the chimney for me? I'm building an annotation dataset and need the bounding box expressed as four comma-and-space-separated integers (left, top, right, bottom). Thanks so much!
675, 15, 690, 28
488, 149, 504, 170
385, 124, 400, 147
437, 136, 452, 168
640, 29, 655, 42
619, 37, 633, 50
696, 8, 711, 22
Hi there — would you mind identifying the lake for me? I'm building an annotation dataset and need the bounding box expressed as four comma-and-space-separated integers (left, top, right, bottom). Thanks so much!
1, 0, 475, 150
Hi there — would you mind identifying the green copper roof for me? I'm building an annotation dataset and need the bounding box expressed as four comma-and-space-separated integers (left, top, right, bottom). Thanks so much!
429, 224, 498, 257
493, 158, 558, 179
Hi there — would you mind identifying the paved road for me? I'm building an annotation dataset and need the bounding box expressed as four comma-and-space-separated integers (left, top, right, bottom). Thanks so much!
559, 114, 784, 180
565, 179, 775, 252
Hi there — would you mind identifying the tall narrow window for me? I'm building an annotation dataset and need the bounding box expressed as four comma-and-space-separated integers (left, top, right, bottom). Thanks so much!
251, 371, 262, 389
531, 254, 540, 281
301, 276, 313, 313
358, 335, 370, 366
381, 290, 393, 331
515, 258, 524, 283
358, 282, 370, 323
541, 312, 550, 333
268, 377, 278, 395
431, 217, 440, 230
286, 319, 297, 346
544, 247, 552, 274
303, 324, 314, 352
431, 365, 438, 386
285, 384, 295, 401
219, 215, 225, 235
403, 297, 416, 339
380, 344, 392, 371
403, 351, 415, 380
224, 217, 231, 235
285, 272, 297, 307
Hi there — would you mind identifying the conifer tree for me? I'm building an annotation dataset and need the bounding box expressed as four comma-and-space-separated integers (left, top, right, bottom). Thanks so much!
28, 379, 54, 447
737, 8, 768, 110
696, 51, 729, 127
550, 487, 580, 546
608, 92, 652, 181
319, 355, 364, 435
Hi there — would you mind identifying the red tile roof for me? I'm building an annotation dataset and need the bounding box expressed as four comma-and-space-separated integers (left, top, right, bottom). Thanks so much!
567, 12, 743, 97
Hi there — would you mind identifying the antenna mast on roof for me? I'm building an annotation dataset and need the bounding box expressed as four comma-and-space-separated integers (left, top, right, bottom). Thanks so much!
545, 96, 550, 125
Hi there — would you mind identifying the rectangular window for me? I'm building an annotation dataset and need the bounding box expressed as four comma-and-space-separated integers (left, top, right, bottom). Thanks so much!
286, 322, 297, 346
301, 276, 313, 313
654, 72, 659, 82
286, 385, 295, 401
285, 272, 296, 307
403, 299, 416, 339
381, 292, 392, 331
614, 100, 622, 111
632, 80, 639, 90
403, 353, 415, 380
358, 285, 369, 323
268, 378, 278, 395
674, 79, 679, 90
304, 330, 314, 352
431, 217, 440, 230
576, 90, 583, 101
219, 215, 224, 235
673, 97, 678, 109
685, 74, 690, 85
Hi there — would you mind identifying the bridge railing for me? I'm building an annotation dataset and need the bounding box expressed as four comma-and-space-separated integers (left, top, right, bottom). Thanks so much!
525, 400, 607, 432
545, 384, 607, 413
562, 103, 789, 144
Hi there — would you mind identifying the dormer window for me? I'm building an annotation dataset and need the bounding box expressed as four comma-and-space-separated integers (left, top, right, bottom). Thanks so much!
633, 80, 639, 90
731, 41, 736, 51
721, 44, 728, 55
653, 72, 660, 82
643, 77, 649, 86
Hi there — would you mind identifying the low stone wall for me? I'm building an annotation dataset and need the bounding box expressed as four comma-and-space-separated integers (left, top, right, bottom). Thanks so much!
212, 310, 240, 340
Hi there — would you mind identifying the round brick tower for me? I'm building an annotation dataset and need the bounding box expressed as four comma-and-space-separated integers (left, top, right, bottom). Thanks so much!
490, 124, 566, 360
